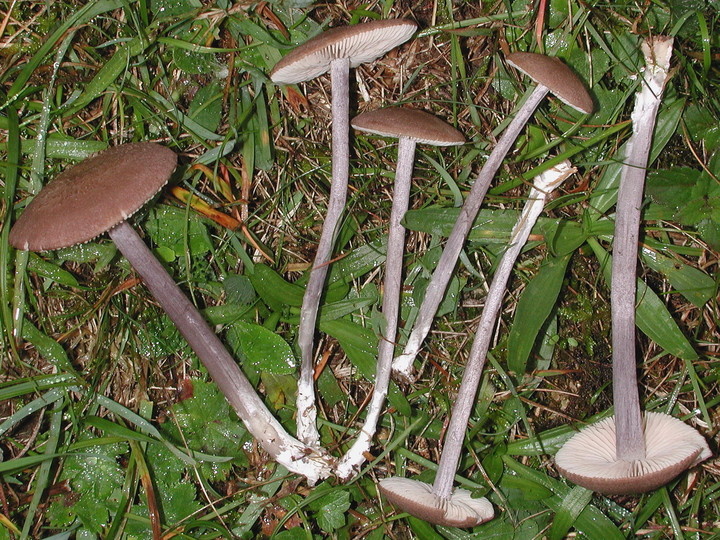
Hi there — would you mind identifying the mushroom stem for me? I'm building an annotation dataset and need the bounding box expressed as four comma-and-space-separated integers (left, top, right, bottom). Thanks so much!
392, 84, 550, 380
296, 56, 352, 447
433, 161, 574, 500
336, 136, 416, 478
612, 36, 673, 461
107, 220, 333, 484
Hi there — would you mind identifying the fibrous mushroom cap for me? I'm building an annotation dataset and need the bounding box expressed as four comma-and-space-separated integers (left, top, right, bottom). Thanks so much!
269, 19, 417, 85
352, 107, 465, 146
506, 52, 594, 114
555, 412, 711, 495
10, 142, 177, 252
379, 477, 494, 528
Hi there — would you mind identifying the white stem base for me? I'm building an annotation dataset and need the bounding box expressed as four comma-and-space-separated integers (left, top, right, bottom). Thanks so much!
296, 57, 351, 447
108, 222, 335, 484
336, 137, 416, 479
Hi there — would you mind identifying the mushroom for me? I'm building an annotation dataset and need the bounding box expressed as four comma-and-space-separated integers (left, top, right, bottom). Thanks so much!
379, 477, 493, 528
270, 19, 417, 446
392, 52, 593, 381
9, 142, 334, 484
555, 37, 710, 494
380, 161, 576, 527
335, 108, 464, 479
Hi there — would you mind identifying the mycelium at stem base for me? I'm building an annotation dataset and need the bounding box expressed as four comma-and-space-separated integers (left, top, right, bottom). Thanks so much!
555, 36, 710, 495
108, 221, 335, 484
269, 20, 418, 448
296, 56, 351, 449
335, 137, 415, 479
9, 143, 335, 485
380, 161, 575, 527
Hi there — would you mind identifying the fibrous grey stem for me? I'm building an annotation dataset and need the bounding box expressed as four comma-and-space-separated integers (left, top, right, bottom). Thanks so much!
108, 221, 334, 484
296, 56, 352, 447
336, 136, 416, 479
392, 84, 550, 381
433, 161, 575, 500
612, 36, 673, 461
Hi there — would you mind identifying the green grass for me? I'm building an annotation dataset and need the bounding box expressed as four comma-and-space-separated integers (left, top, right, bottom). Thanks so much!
1, 0, 719, 538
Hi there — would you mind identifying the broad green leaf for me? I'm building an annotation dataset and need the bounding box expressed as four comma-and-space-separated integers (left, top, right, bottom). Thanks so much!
313, 490, 351, 533
640, 246, 715, 308
327, 236, 387, 284
408, 517, 445, 539
46, 435, 127, 535
252, 89, 274, 170
223, 274, 256, 305
125, 443, 202, 538
547, 486, 593, 540
403, 207, 559, 245
318, 285, 379, 321
502, 456, 624, 540
320, 318, 410, 415
262, 372, 297, 410
203, 303, 254, 325
250, 264, 349, 311
150, 0, 202, 18
320, 319, 377, 379
93, 394, 233, 466
502, 473, 553, 500
188, 81, 223, 132
506, 422, 584, 456
166, 379, 249, 472
144, 205, 213, 258
249, 263, 304, 309
646, 166, 699, 212
507, 254, 572, 375
588, 240, 698, 360
227, 320, 296, 374
645, 159, 720, 250
412, 273, 465, 318
21, 319, 77, 375
544, 219, 586, 257
589, 98, 685, 216
684, 103, 720, 147
56, 241, 117, 271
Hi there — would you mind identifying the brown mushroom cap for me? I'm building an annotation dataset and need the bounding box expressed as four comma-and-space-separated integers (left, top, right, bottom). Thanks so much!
352, 108, 465, 146
379, 477, 494, 528
506, 52, 594, 114
10, 142, 177, 252
555, 412, 711, 495
269, 19, 417, 85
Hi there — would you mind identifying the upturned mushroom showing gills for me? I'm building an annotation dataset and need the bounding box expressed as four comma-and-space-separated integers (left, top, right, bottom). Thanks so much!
335, 108, 464, 479
9, 142, 334, 485
270, 19, 417, 447
380, 161, 576, 528
392, 52, 593, 382
555, 37, 710, 495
